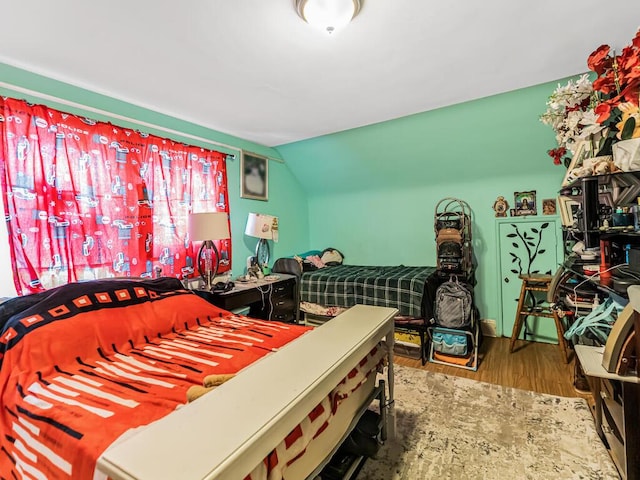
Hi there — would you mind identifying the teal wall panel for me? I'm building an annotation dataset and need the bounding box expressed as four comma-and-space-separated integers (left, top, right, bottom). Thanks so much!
298, 175, 563, 335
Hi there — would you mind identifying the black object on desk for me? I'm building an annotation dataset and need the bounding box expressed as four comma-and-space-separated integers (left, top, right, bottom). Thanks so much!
211, 281, 234, 293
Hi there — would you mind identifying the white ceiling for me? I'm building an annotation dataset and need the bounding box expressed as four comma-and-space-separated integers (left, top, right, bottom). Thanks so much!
1, 1, 640, 147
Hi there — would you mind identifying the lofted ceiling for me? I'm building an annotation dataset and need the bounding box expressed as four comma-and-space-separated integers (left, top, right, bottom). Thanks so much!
1, 1, 640, 147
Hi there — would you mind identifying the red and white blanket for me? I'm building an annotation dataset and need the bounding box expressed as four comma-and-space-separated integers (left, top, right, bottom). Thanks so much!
0, 278, 383, 480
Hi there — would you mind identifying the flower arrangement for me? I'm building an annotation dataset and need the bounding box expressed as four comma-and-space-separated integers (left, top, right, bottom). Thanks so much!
588, 28, 640, 154
540, 74, 601, 166
542, 28, 640, 166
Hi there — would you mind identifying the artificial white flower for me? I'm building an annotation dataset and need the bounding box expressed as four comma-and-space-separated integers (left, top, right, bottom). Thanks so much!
541, 74, 598, 157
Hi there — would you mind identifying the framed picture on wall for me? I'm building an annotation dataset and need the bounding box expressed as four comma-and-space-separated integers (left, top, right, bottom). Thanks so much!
240, 151, 269, 201
542, 198, 557, 215
514, 190, 537, 216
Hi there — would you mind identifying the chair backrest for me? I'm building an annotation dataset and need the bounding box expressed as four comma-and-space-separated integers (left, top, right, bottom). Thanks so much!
272, 258, 302, 277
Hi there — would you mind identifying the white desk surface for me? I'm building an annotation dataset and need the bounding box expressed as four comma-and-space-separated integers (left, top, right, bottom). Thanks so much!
191, 273, 295, 294
229, 273, 295, 292
574, 344, 639, 384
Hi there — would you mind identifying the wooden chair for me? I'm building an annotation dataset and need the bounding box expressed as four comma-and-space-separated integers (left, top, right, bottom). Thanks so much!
509, 271, 569, 363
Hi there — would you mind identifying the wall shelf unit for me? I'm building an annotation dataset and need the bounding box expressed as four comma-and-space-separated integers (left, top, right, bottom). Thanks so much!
563, 171, 640, 479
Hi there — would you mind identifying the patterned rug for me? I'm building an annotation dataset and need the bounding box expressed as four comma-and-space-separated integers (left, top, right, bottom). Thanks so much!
358, 365, 619, 479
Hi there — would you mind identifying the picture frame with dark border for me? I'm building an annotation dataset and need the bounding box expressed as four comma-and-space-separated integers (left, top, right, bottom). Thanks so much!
514, 190, 537, 216
240, 151, 268, 201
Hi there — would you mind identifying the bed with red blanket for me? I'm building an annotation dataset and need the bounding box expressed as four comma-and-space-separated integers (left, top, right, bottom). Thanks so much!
0, 278, 396, 480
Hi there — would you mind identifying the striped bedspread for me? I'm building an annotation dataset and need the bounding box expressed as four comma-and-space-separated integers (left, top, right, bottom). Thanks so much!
300, 265, 436, 317
0, 278, 379, 480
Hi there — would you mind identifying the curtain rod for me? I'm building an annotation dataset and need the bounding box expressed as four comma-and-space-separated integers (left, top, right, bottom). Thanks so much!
0, 81, 285, 163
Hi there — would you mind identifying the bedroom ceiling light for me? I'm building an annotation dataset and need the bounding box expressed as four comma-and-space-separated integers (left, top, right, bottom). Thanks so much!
245, 213, 279, 269
295, 0, 362, 35
189, 212, 230, 291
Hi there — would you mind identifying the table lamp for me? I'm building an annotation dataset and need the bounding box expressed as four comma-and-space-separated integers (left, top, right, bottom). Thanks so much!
188, 212, 231, 290
245, 213, 278, 270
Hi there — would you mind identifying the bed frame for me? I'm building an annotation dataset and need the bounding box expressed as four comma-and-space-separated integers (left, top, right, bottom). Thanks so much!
97, 304, 398, 480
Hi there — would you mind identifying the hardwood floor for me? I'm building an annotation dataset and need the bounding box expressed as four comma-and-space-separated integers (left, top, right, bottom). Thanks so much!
394, 336, 591, 401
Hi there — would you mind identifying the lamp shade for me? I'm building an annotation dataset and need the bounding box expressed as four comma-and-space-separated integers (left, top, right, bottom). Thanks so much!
188, 212, 230, 242
245, 213, 278, 241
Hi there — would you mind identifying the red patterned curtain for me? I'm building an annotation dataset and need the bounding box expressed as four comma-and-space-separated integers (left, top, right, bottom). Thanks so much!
0, 97, 231, 295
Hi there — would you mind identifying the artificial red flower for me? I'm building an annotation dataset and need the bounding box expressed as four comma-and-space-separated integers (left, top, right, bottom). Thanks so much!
619, 79, 640, 104
620, 45, 638, 71
592, 72, 617, 94
594, 103, 612, 123
548, 147, 566, 165
632, 29, 640, 49
588, 44, 613, 75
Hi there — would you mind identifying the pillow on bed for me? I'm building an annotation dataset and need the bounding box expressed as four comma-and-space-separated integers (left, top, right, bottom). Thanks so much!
321, 248, 345, 266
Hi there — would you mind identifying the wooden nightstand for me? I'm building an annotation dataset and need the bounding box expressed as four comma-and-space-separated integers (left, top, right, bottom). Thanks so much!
194, 274, 299, 323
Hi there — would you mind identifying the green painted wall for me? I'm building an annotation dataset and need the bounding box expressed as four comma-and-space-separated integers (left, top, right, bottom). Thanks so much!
276, 81, 571, 336
0, 63, 309, 282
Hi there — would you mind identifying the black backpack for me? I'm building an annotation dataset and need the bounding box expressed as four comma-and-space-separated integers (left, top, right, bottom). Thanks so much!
433, 279, 473, 329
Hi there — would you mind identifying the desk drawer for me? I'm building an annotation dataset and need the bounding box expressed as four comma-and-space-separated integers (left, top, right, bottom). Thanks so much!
272, 280, 294, 297
249, 297, 297, 323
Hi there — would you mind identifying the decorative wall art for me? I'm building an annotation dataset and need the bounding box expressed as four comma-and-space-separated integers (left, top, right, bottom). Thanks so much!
493, 196, 509, 217
241, 151, 269, 201
514, 191, 537, 216
542, 198, 557, 215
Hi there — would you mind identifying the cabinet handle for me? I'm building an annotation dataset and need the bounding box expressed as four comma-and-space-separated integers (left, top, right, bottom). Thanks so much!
600, 391, 608, 399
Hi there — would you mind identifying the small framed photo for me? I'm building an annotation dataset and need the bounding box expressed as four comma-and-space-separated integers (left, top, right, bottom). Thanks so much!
542, 198, 557, 215
240, 151, 268, 201
514, 190, 537, 216
558, 195, 581, 227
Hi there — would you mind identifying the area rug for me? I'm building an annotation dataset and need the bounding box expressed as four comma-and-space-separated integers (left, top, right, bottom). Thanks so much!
358, 365, 619, 479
